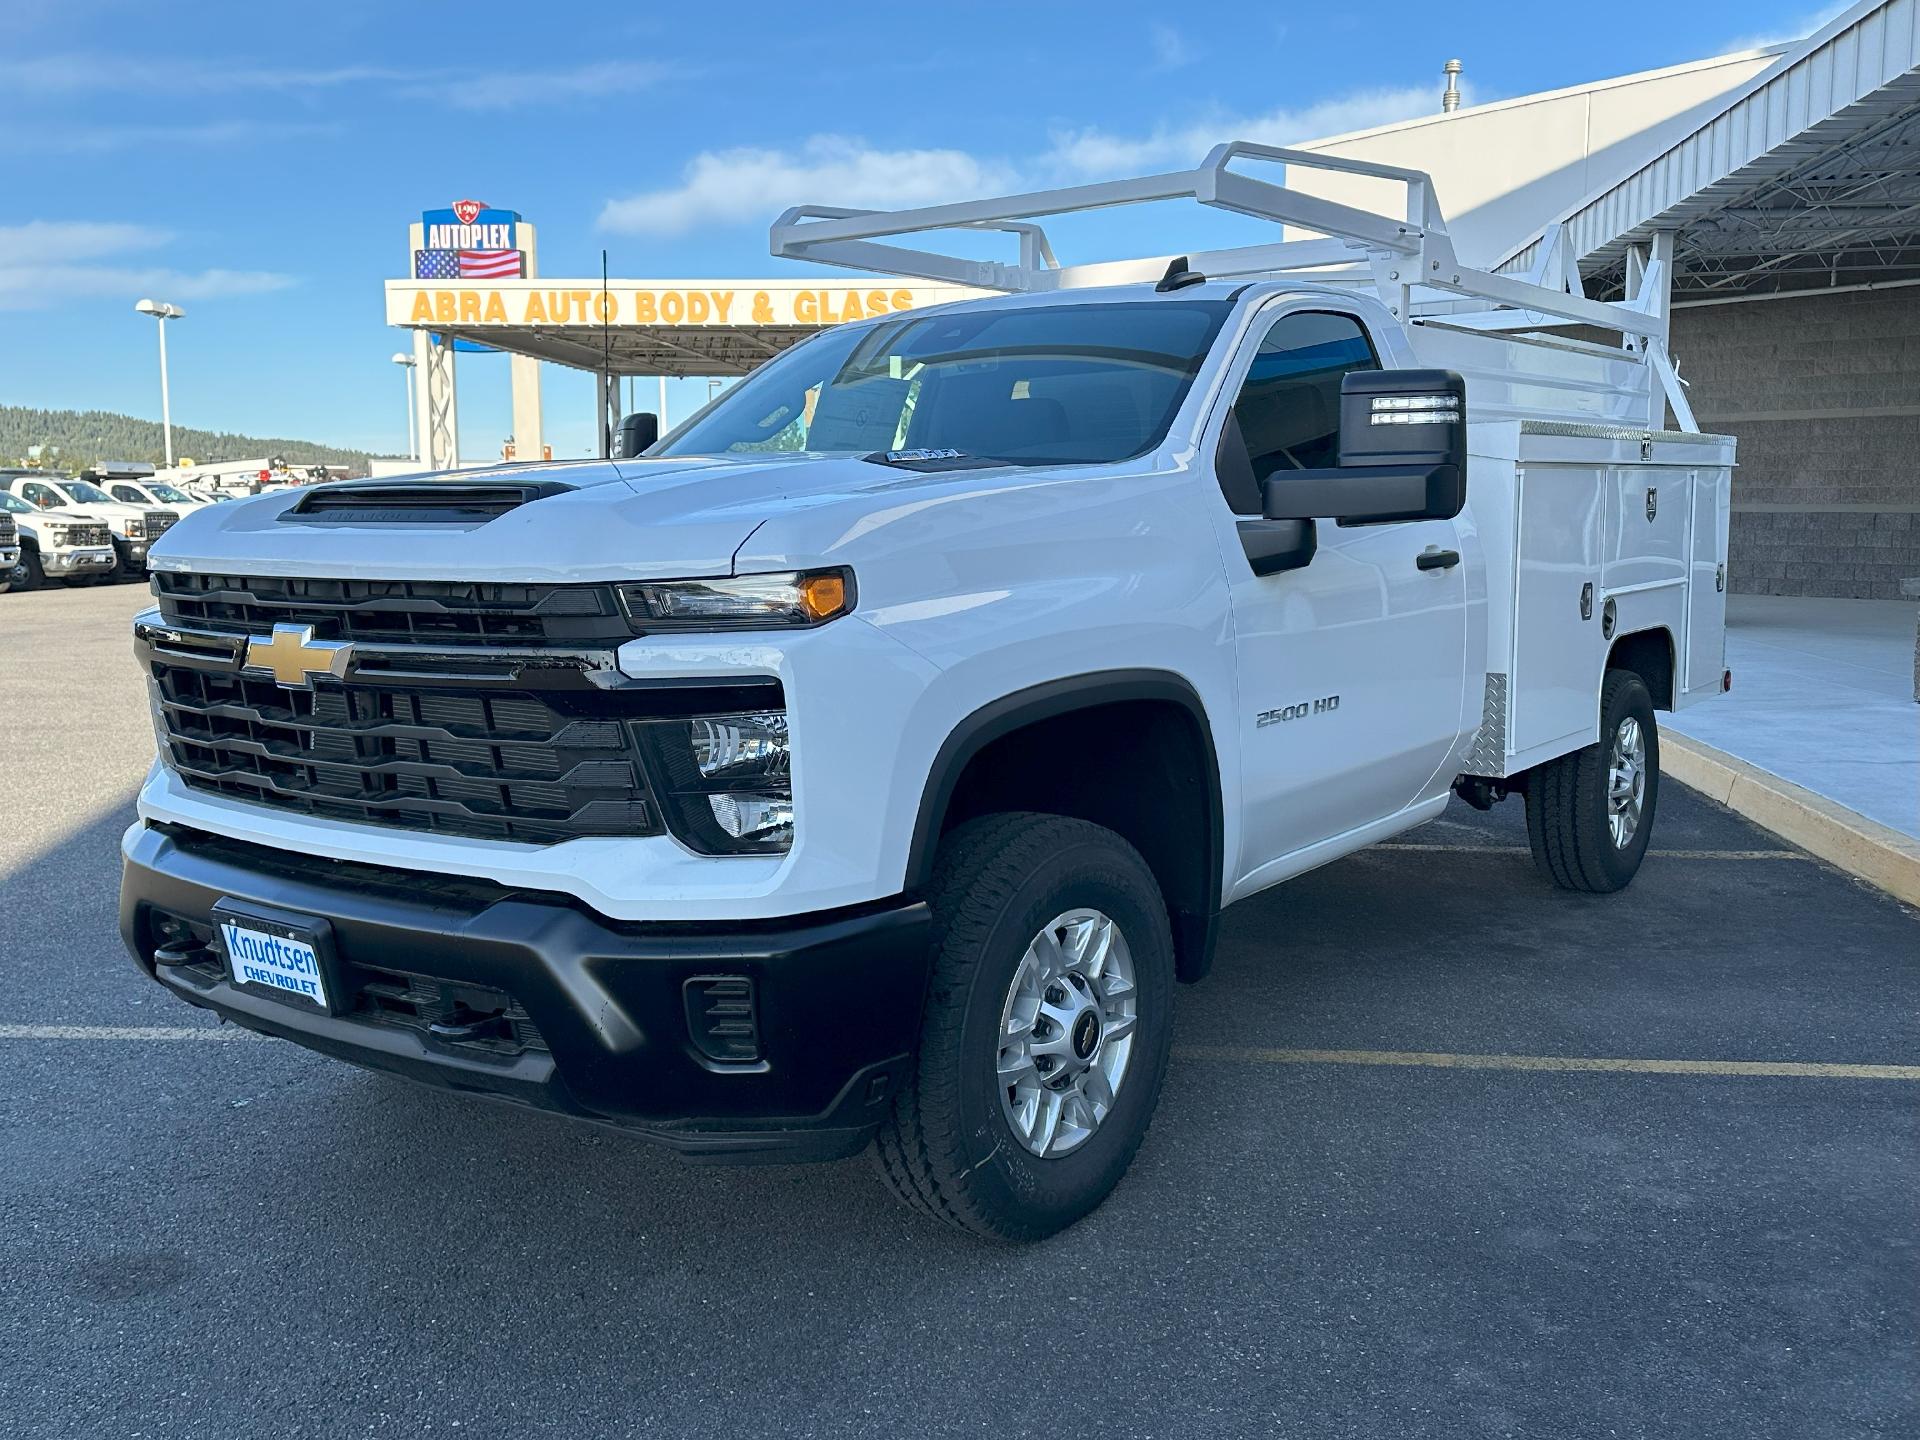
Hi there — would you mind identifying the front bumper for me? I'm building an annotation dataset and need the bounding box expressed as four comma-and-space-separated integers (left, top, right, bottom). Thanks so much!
120, 822, 933, 1162
43, 546, 117, 576
112, 536, 150, 570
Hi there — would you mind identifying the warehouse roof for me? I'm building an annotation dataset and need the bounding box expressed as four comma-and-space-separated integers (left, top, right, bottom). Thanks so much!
1498, 0, 1920, 297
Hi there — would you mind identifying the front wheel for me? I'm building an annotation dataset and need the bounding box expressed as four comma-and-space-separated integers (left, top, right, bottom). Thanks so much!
13, 550, 44, 592
873, 813, 1174, 1241
1525, 669, 1659, 893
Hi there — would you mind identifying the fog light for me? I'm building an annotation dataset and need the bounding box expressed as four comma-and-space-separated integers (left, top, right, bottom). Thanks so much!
707, 791, 794, 846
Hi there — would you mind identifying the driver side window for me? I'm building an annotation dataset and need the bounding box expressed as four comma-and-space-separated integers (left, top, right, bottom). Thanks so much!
1217, 311, 1378, 515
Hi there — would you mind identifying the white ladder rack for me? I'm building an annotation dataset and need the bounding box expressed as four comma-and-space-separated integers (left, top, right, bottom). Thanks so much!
770, 141, 1695, 430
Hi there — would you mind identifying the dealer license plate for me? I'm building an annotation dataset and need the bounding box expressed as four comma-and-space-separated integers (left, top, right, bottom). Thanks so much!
218, 912, 331, 1011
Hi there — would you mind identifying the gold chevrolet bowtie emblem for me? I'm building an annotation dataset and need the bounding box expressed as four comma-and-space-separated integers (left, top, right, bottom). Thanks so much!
244, 623, 353, 688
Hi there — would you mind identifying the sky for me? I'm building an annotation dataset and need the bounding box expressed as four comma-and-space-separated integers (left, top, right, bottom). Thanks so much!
0, 0, 1847, 463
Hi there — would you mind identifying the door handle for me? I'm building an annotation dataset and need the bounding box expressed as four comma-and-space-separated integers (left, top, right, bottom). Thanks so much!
1416, 548, 1461, 572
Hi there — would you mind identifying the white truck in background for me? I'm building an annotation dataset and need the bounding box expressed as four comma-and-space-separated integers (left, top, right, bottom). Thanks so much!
0, 480, 132, 589
121, 145, 1731, 1240
0, 472, 178, 581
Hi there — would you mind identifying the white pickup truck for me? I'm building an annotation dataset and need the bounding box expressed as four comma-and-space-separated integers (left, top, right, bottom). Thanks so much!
120, 147, 1731, 1239
0, 474, 179, 581
0, 486, 119, 590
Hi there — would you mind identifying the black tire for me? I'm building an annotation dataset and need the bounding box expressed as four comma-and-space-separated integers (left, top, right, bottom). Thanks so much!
873, 813, 1175, 1242
13, 548, 44, 592
1525, 669, 1659, 893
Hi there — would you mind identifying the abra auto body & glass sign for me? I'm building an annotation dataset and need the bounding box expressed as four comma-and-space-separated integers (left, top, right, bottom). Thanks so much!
390, 284, 977, 329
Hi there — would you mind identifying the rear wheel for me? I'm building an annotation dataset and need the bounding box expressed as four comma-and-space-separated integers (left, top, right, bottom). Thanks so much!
1525, 669, 1659, 893
873, 813, 1174, 1241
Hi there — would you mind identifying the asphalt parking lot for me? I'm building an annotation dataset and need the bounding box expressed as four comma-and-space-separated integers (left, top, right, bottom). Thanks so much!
2, 581, 1916, 1440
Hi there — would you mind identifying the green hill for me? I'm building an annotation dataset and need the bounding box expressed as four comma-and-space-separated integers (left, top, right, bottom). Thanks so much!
0, 406, 388, 476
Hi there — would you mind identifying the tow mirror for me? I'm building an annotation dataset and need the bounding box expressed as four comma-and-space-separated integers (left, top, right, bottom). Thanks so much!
1262, 369, 1467, 526
612, 411, 659, 458
1223, 413, 1318, 576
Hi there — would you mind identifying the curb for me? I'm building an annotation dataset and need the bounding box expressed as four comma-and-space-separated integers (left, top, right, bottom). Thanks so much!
1660, 732, 1920, 909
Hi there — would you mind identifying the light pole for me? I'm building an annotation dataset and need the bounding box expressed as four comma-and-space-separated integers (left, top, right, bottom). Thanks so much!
391, 352, 418, 461
134, 299, 184, 468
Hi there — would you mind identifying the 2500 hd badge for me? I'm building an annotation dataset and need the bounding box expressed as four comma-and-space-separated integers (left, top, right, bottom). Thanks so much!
1257, 694, 1341, 727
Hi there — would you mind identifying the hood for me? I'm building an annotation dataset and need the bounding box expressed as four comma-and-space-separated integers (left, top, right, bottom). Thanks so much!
53, 499, 152, 520
147, 453, 999, 582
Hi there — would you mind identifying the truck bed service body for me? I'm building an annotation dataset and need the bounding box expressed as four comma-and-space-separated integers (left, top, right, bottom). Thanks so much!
120, 146, 1731, 1238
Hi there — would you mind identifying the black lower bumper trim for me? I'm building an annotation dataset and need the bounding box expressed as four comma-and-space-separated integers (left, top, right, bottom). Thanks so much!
121, 824, 932, 1162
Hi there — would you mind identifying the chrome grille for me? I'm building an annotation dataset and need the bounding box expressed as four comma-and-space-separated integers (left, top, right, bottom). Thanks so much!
153, 572, 632, 647
67, 523, 112, 547
152, 664, 662, 844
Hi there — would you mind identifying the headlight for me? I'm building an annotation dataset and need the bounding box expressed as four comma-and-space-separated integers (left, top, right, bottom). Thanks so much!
618, 569, 851, 632
122, 519, 146, 539
638, 709, 794, 854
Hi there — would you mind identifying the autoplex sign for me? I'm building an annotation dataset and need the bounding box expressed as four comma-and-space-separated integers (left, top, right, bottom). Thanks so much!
413, 200, 525, 281
388, 284, 980, 329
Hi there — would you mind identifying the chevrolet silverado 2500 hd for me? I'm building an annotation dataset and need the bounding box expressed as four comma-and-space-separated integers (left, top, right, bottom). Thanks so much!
120, 147, 1732, 1239
0, 487, 118, 590
0, 474, 177, 581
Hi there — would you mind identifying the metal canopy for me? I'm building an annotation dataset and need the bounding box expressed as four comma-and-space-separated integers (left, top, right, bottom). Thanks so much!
1499, 0, 1920, 298
415, 322, 817, 378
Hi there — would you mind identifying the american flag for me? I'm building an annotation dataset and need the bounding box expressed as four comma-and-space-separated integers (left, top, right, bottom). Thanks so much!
413, 249, 525, 279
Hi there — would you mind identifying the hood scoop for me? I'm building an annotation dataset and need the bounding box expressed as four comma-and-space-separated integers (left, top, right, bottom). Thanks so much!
282, 479, 575, 525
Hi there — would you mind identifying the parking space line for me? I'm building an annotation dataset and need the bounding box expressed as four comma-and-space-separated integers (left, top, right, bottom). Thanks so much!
1177, 1045, 1920, 1080
1370, 845, 1802, 859
0, 1024, 255, 1041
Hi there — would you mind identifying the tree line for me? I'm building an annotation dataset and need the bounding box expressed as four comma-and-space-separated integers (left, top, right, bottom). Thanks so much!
0, 406, 387, 475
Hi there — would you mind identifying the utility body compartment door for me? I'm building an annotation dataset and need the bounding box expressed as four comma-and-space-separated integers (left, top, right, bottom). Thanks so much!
1509, 463, 1607, 763
1683, 464, 1732, 699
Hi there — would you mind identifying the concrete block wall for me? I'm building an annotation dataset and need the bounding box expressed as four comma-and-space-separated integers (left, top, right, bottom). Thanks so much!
1673, 286, 1920, 599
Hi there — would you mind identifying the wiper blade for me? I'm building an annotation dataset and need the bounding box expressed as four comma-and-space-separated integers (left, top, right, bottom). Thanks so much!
863, 448, 1011, 472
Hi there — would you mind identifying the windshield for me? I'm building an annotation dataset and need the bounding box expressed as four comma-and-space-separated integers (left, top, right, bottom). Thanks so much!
149, 484, 194, 503
65, 480, 114, 504
656, 300, 1231, 467
0, 489, 31, 514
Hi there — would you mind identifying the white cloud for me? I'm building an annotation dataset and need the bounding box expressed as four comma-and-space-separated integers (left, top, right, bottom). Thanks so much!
1720, 1, 1855, 52
599, 136, 1020, 236
0, 221, 162, 265
1149, 23, 1195, 70
597, 85, 1441, 238
0, 221, 294, 311
0, 53, 668, 112
4, 119, 340, 154
1038, 85, 1440, 181
419, 60, 671, 111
